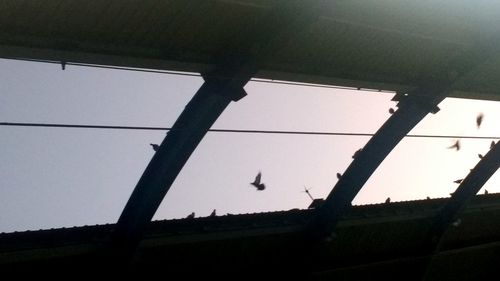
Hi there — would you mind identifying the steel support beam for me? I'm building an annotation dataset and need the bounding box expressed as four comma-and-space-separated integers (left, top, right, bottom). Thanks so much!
110, 0, 327, 258
110, 78, 246, 256
307, 93, 445, 241
427, 140, 500, 250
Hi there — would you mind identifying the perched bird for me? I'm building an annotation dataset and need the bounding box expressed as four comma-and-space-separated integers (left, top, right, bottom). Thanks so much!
389, 108, 395, 114
150, 143, 160, 152
352, 149, 362, 159
478, 154, 484, 159
485, 190, 489, 195
426, 196, 431, 200
210, 209, 216, 217
186, 212, 195, 219
447, 140, 461, 151
251, 172, 266, 191
336, 173, 342, 180
491, 141, 496, 150
61, 61, 66, 70
454, 179, 463, 184
476, 113, 484, 129
385, 197, 391, 204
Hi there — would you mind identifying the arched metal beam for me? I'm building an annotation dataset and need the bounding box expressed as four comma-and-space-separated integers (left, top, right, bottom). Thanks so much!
307, 92, 445, 241
110, 77, 246, 256
110, 0, 327, 257
427, 140, 500, 250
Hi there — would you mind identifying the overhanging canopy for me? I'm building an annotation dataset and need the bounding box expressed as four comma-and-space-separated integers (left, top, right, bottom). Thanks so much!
2, 0, 500, 100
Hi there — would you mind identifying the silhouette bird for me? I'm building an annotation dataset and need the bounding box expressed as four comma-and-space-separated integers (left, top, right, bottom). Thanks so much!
150, 143, 160, 152
385, 197, 391, 204
251, 172, 266, 191
426, 196, 431, 200
491, 141, 496, 150
478, 153, 484, 159
454, 179, 463, 184
352, 149, 362, 159
336, 173, 342, 180
303, 186, 314, 201
389, 108, 395, 114
210, 209, 216, 217
186, 212, 195, 219
447, 140, 461, 151
61, 61, 66, 70
485, 190, 489, 195
476, 113, 484, 129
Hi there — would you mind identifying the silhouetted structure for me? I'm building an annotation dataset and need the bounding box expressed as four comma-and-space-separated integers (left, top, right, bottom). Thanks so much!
1, 1, 500, 279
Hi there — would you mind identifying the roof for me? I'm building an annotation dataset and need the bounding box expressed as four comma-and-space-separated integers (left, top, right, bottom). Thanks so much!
2, 194, 500, 279
2, 1, 500, 100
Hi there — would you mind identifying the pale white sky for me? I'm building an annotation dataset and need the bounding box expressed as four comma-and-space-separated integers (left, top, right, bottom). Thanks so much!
0, 58, 499, 232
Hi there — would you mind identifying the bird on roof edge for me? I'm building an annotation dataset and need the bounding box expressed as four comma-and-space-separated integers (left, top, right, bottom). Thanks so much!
186, 212, 195, 219
385, 197, 391, 204
210, 209, 216, 217
251, 172, 266, 191
150, 143, 159, 152
454, 179, 463, 184
352, 148, 362, 159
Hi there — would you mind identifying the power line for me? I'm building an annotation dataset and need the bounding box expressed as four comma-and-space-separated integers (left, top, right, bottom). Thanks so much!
6, 57, 393, 93
1, 122, 498, 140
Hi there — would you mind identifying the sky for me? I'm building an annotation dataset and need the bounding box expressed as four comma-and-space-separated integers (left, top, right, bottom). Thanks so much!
1, 58, 499, 233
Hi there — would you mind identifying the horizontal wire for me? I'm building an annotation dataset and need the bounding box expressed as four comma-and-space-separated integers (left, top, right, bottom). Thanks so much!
1, 122, 498, 140
4, 57, 393, 93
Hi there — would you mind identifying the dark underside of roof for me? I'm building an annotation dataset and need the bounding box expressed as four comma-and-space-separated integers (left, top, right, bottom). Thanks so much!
2, 0, 500, 101
2, 195, 500, 280
1, 2, 500, 279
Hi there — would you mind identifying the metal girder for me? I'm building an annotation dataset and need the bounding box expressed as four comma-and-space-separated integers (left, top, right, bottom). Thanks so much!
110, 78, 244, 256
307, 93, 445, 241
426, 140, 500, 251
110, 0, 327, 257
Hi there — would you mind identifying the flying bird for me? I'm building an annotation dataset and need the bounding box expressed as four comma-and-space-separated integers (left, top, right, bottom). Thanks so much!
186, 212, 195, 219
385, 197, 391, 204
476, 113, 484, 129
251, 172, 266, 191
150, 143, 160, 152
447, 140, 461, 151
454, 179, 463, 184
210, 209, 216, 217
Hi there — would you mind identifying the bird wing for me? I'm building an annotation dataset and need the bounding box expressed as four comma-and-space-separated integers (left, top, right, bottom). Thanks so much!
254, 172, 262, 184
